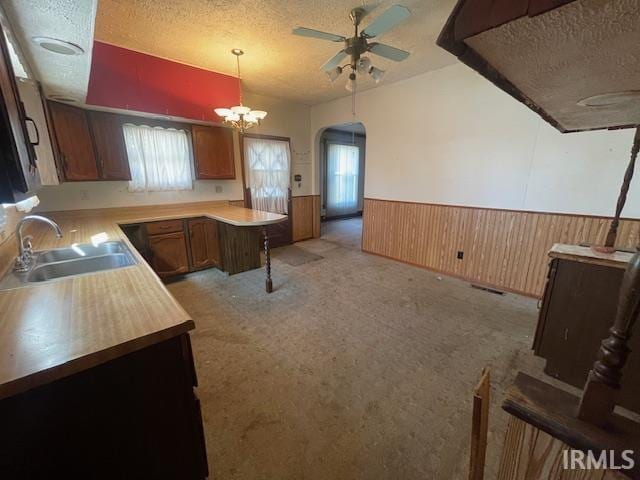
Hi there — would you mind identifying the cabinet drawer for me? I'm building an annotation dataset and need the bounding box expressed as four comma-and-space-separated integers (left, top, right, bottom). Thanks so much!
146, 219, 184, 236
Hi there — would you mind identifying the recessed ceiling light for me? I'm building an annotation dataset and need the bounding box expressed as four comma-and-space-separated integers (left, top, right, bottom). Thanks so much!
48, 94, 78, 103
577, 91, 640, 108
32, 37, 84, 56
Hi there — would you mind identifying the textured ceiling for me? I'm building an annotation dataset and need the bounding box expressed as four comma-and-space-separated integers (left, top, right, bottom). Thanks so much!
2, 0, 97, 102
94, 0, 459, 105
465, 0, 640, 131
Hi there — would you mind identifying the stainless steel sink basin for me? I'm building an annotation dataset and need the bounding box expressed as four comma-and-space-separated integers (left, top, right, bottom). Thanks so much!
36, 241, 128, 264
28, 253, 135, 282
0, 240, 137, 290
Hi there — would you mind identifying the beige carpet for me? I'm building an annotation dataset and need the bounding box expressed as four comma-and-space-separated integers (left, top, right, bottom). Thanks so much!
167, 220, 548, 480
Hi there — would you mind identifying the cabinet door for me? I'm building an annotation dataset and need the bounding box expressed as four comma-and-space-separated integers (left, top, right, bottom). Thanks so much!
188, 219, 211, 270
188, 218, 221, 270
48, 101, 98, 181
192, 125, 235, 179
88, 111, 131, 180
205, 219, 221, 267
148, 231, 189, 278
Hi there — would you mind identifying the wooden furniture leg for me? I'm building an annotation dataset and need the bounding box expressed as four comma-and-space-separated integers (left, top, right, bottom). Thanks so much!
263, 227, 273, 293
578, 252, 640, 427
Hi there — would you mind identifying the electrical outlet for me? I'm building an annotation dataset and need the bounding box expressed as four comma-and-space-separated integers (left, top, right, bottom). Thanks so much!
457, 251, 464, 260
80, 190, 89, 201
215, 185, 223, 193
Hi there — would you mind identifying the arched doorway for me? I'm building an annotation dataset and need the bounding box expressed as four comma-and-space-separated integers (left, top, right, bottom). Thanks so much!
318, 122, 366, 249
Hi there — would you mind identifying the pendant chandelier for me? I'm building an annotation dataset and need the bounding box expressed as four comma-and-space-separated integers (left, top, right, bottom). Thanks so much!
214, 49, 267, 132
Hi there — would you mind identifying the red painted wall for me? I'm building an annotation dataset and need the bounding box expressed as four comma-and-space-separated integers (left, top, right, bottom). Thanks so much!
86, 41, 240, 122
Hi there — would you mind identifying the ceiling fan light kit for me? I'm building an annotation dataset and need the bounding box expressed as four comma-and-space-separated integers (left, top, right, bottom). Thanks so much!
346, 72, 357, 93
294, 3, 411, 92
214, 49, 267, 132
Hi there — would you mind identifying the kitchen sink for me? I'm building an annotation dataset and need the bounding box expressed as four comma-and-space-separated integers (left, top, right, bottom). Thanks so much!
28, 253, 135, 282
35, 241, 129, 264
0, 240, 137, 290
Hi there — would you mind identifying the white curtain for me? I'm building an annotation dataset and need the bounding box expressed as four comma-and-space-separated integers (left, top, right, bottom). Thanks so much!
243, 137, 290, 214
123, 123, 193, 192
327, 143, 359, 216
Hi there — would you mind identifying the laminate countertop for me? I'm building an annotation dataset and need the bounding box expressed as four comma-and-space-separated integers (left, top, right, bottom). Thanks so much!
549, 243, 634, 270
0, 203, 286, 401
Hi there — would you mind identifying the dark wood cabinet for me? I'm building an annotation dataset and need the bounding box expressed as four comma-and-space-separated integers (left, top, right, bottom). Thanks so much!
192, 125, 235, 179
46, 105, 239, 184
129, 215, 261, 279
187, 218, 221, 270
0, 20, 39, 202
148, 229, 190, 278
533, 256, 640, 414
244, 187, 292, 248
88, 110, 131, 180
48, 101, 99, 181
218, 222, 262, 275
0, 334, 208, 479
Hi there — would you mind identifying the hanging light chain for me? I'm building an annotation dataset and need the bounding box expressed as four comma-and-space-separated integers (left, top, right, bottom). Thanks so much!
236, 52, 243, 105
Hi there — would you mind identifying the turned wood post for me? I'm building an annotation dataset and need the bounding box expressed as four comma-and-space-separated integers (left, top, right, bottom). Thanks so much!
604, 127, 640, 248
578, 252, 640, 426
262, 227, 273, 293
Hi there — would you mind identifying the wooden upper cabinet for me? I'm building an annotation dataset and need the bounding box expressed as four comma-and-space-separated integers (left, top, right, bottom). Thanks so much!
187, 218, 221, 270
192, 125, 235, 179
48, 101, 99, 181
88, 111, 131, 180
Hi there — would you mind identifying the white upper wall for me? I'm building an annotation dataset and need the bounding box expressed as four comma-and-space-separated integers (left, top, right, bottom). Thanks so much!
310, 63, 639, 218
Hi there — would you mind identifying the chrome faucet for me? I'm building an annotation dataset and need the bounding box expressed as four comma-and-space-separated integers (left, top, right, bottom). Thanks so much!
14, 215, 63, 272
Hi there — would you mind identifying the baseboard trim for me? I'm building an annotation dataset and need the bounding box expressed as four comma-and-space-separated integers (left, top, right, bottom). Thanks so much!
362, 247, 539, 299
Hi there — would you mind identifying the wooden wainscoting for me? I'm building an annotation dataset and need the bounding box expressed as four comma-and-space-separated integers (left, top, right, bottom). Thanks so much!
292, 195, 321, 242
312, 195, 321, 239
362, 198, 640, 298
228, 199, 246, 208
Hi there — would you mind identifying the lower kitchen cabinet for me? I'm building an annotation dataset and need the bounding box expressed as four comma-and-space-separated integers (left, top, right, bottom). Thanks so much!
188, 218, 221, 270
125, 216, 261, 279
148, 230, 190, 278
0, 334, 208, 479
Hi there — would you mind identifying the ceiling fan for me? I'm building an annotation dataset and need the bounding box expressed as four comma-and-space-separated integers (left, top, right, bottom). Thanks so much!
293, 4, 412, 91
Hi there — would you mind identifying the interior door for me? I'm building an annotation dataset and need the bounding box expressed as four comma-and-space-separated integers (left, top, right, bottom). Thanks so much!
242, 134, 292, 248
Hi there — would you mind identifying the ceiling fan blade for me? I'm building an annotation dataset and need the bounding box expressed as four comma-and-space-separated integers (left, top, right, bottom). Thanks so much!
368, 42, 410, 61
321, 50, 348, 71
292, 27, 345, 43
361, 4, 411, 38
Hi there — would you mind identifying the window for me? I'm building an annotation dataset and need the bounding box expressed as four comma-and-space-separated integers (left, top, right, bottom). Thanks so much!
326, 143, 359, 215
243, 137, 291, 214
123, 124, 193, 192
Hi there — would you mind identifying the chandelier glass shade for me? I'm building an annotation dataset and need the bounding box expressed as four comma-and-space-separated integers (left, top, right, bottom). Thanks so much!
214, 49, 267, 132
